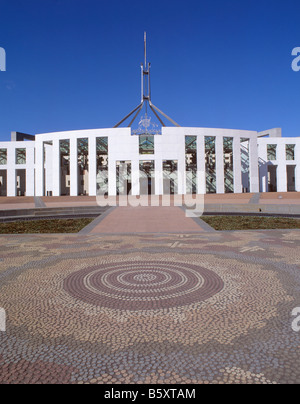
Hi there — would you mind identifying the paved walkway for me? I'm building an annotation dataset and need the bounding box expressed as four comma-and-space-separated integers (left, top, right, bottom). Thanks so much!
0, 193, 300, 212
0, 229, 300, 384
87, 206, 211, 234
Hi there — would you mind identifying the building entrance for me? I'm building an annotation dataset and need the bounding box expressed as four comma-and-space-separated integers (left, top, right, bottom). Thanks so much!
287, 165, 296, 192
139, 161, 155, 195
268, 165, 277, 192
0, 170, 7, 196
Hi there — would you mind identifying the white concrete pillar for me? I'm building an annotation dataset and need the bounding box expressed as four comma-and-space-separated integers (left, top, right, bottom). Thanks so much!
258, 142, 268, 193
7, 146, 16, 197
216, 136, 225, 194
88, 136, 97, 196
131, 159, 140, 196
35, 140, 44, 196
177, 154, 185, 195
52, 139, 60, 196
70, 137, 78, 196
197, 135, 206, 194
154, 157, 163, 195
295, 143, 300, 192
108, 158, 116, 196
25, 147, 35, 196
277, 143, 287, 192
249, 137, 259, 193
233, 137, 242, 193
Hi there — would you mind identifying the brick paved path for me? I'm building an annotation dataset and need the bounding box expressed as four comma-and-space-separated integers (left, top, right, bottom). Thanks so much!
0, 229, 300, 384
88, 206, 209, 234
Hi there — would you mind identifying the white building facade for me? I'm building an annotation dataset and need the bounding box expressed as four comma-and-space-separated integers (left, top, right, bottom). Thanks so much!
0, 126, 299, 198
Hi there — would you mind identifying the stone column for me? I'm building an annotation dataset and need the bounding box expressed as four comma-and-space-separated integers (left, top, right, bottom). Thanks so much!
154, 157, 163, 196
277, 143, 287, 192
249, 136, 260, 193
25, 147, 35, 196
197, 135, 206, 194
88, 136, 97, 196
108, 158, 116, 196
257, 142, 268, 193
295, 143, 300, 192
70, 137, 78, 197
7, 145, 16, 197
35, 140, 44, 196
216, 136, 225, 194
131, 159, 140, 196
177, 154, 185, 195
52, 139, 60, 196
233, 137, 243, 194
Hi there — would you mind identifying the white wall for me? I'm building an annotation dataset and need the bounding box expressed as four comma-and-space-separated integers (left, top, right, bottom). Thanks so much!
257, 137, 300, 192
0, 127, 299, 197
0, 141, 36, 197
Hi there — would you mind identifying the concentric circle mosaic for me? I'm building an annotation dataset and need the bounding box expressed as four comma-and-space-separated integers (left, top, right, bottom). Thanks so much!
63, 260, 224, 310
1, 229, 300, 384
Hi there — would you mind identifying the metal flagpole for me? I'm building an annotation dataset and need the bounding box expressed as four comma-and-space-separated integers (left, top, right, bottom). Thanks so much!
113, 102, 143, 128
149, 101, 181, 127
114, 32, 181, 128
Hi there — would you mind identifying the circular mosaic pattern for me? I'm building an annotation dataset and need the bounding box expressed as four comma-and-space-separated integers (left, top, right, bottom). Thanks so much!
63, 261, 224, 310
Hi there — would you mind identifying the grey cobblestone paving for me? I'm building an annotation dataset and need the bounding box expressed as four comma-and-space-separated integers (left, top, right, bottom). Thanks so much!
0, 230, 300, 384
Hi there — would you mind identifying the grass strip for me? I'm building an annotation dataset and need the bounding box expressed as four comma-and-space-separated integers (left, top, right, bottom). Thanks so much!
201, 215, 300, 231
0, 218, 94, 234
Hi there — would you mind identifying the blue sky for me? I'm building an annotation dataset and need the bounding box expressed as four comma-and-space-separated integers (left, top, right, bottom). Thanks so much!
0, 0, 300, 140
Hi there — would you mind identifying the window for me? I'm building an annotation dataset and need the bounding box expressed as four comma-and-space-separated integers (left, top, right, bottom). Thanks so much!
77, 138, 89, 175
96, 137, 108, 196
205, 136, 216, 193
286, 144, 295, 161
267, 144, 277, 161
241, 138, 250, 193
77, 138, 89, 196
16, 148, 26, 165
223, 137, 234, 193
139, 135, 154, 155
139, 160, 155, 195
59, 140, 70, 196
116, 161, 132, 196
163, 160, 178, 195
185, 136, 197, 194
60, 140, 70, 175
0, 149, 7, 165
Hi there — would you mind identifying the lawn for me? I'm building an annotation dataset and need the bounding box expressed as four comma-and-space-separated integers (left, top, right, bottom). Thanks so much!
201, 215, 300, 231
0, 218, 94, 234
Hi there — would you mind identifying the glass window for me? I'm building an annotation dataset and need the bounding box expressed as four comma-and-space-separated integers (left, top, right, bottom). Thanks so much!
241, 138, 250, 193
77, 138, 89, 196
223, 137, 234, 193
59, 140, 70, 196
77, 138, 89, 175
96, 137, 108, 196
16, 148, 26, 165
139, 135, 154, 155
185, 136, 197, 194
163, 160, 178, 195
267, 144, 277, 161
205, 136, 216, 193
286, 144, 295, 161
116, 161, 132, 196
0, 149, 7, 165
96, 137, 108, 172
139, 160, 155, 195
